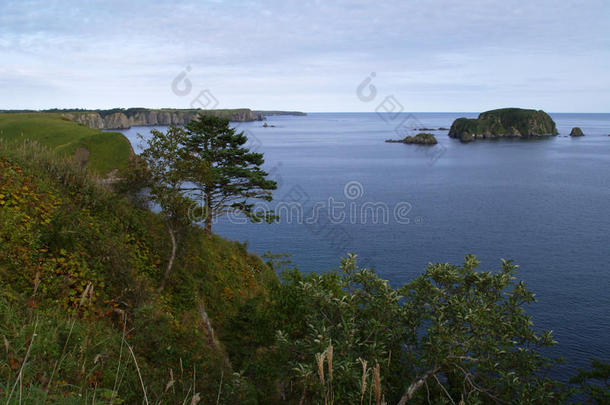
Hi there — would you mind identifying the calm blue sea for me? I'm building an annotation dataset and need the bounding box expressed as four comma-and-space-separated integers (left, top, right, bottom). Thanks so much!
119, 112, 610, 380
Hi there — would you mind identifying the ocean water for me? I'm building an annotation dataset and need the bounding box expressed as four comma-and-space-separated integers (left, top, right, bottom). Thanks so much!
118, 112, 610, 379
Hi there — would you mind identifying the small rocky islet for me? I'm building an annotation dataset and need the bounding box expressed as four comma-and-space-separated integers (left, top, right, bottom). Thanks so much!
386, 132, 438, 145
570, 127, 584, 137
448, 108, 558, 142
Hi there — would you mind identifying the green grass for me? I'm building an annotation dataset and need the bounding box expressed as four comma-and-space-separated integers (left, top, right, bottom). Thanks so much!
0, 140, 276, 403
0, 113, 132, 175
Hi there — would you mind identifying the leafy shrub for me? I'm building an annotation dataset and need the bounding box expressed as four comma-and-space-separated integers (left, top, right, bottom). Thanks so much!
267, 254, 567, 404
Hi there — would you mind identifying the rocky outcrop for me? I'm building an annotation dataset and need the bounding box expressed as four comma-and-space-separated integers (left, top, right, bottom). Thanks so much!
448, 108, 558, 142
61, 112, 105, 129
386, 132, 438, 145
570, 127, 584, 137
60, 108, 281, 130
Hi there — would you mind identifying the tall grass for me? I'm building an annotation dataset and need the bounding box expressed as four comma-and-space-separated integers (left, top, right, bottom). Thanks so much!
0, 139, 255, 404
0, 113, 131, 175
0, 294, 213, 404
0, 139, 102, 185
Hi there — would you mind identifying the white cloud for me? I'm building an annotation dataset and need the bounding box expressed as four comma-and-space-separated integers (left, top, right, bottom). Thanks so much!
0, 0, 608, 111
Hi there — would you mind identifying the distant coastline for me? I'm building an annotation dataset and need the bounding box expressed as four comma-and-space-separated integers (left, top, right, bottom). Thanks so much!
0, 108, 306, 130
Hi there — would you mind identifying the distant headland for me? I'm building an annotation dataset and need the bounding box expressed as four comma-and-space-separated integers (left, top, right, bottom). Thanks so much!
0, 108, 306, 130
448, 108, 558, 142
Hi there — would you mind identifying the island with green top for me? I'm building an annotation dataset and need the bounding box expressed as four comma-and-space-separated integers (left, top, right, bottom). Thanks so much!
448, 108, 558, 142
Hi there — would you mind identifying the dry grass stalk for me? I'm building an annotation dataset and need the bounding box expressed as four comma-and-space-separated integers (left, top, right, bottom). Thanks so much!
126, 341, 150, 405
190, 392, 201, 405
373, 363, 381, 405
215, 370, 224, 405
315, 351, 326, 388
110, 311, 127, 404
314, 344, 337, 405
316, 349, 328, 405
79, 283, 92, 307
44, 284, 92, 403
327, 344, 333, 383
327, 344, 334, 405
358, 358, 369, 405
32, 271, 40, 298
2, 335, 9, 354
5, 319, 38, 404
165, 368, 175, 392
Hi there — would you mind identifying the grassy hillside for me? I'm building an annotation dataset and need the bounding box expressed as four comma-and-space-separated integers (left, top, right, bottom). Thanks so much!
0, 126, 604, 404
0, 113, 132, 175
0, 141, 277, 403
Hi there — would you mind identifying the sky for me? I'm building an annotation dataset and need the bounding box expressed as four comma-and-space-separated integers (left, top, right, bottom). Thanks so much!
1, 0, 609, 112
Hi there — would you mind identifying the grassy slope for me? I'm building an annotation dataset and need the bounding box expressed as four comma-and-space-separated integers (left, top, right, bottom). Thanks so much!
0, 142, 277, 404
0, 113, 132, 175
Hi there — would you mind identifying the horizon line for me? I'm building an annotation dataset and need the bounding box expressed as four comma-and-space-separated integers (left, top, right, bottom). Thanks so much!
1, 108, 609, 114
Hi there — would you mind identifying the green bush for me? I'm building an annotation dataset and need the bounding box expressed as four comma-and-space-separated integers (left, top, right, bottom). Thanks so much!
266, 254, 568, 404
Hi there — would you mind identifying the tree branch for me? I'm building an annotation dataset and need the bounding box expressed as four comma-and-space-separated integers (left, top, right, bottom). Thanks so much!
397, 366, 440, 405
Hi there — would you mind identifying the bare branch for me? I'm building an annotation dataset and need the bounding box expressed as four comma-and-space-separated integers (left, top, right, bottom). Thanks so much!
397, 366, 439, 405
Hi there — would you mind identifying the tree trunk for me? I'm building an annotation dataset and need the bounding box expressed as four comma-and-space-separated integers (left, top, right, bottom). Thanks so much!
159, 223, 177, 291
205, 192, 212, 234
199, 302, 231, 368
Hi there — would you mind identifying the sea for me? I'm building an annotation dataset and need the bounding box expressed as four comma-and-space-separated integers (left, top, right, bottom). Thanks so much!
117, 112, 610, 380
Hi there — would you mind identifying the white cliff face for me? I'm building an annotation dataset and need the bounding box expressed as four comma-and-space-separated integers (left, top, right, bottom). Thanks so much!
61, 112, 105, 128
104, 113, 130, 129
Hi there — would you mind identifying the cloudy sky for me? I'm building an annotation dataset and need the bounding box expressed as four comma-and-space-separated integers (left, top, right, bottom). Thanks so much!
1, 0, 608, 112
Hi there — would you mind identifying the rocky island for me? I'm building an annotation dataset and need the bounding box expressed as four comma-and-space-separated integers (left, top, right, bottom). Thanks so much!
386, 132, 438, 145
448, 108, 558, 142
570, 127, 584, 137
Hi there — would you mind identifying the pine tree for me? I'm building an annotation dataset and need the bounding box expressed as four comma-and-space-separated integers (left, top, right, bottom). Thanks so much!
183, 114, 277, 234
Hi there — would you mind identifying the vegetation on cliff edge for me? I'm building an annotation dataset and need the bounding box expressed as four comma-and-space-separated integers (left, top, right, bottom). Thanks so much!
0, 113, 131, 175
0, 140, 276, 403
448, 108, 558, 142
0, 121, 607, 404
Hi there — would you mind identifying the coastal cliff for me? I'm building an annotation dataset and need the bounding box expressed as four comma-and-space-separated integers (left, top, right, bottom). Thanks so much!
449, 108, 558, 142
58, 108, 296, 130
